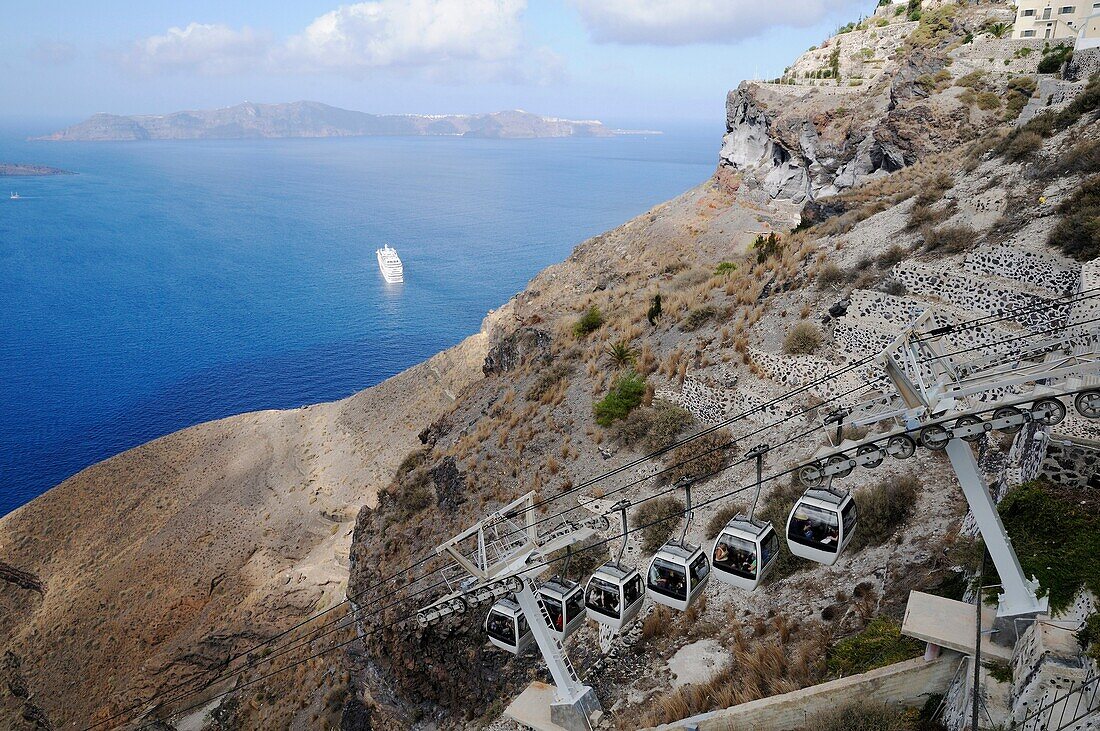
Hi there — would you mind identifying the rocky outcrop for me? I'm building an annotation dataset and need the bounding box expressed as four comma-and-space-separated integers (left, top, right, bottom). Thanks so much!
0, 562, 43, 594
482, 326, 553, 375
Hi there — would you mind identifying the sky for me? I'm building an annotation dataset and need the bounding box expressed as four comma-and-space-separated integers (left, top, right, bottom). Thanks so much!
1, 0, 876, 127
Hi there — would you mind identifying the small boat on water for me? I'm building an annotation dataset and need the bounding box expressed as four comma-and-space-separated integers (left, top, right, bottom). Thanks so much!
10, 192, 20, 200
376, 244, 404, 283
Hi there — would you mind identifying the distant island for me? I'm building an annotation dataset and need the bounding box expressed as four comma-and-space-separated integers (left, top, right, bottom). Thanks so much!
0, 163, 73, 176
36, 102, 660, 142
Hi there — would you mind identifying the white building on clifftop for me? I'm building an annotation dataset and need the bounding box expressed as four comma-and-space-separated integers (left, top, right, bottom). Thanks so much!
1012, 0, 1100, 39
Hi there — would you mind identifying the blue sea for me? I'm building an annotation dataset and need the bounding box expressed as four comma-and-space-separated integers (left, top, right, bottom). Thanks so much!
0, 125, 719, 517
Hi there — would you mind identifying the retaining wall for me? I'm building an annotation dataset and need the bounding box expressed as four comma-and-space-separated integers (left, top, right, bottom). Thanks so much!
650, 654, 963, 731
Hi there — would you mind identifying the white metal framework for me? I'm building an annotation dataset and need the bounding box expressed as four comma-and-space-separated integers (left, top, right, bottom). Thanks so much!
417, 492, 601, 731
794, 307, 1100, 617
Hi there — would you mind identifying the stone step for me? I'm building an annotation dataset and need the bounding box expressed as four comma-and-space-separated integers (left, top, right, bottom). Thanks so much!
893, 261, 1070, 334
963, 244, 1080, 298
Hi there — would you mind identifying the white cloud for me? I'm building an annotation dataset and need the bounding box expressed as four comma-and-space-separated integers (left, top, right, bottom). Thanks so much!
120, 23, 272, 75
117, 1, 554, 83
285, 0, 526, 73
570, 0, 866, 45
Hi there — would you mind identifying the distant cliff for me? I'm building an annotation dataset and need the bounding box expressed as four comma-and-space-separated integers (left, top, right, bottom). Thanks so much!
36, 102, 624, 141
0, 163, 72, 176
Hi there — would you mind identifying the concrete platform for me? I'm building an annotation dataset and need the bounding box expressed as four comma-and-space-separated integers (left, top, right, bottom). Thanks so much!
504, 682, 570, 731
902, 590, 1012, 661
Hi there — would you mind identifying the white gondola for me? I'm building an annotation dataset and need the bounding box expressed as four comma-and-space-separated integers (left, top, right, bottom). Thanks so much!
711, 515, 781, 590
538, 578, 586, 642
585, 563, 645, 631
785, 486, 857, 566
645, 542, 711, 611
484, 597, 532, 655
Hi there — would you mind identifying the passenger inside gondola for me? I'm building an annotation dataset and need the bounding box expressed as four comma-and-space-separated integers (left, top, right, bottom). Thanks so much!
788, 504, 841, 548
714, 535, 759, 579
544, 597, 564, 630
648, 559, 688, 600
486, 611, 516, 644
586, 578, 621, 617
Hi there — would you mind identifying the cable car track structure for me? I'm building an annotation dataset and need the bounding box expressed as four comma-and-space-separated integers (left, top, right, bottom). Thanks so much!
95, 292, 1100, 730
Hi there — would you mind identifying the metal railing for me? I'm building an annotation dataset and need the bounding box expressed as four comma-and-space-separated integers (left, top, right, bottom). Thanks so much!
1017, 672, 1100, 731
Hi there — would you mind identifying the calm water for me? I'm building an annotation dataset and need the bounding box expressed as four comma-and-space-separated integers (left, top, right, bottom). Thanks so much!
0, 127, 719, 517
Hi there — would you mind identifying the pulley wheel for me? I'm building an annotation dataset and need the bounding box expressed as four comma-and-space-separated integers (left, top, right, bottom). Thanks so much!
797, 462, 824, 488
993, 406, 1025, 434
920, 424, 950, 451
826, 452, 855, 478
954, 414, 985, 443
1032, 398, 1067, 426
856, 443, 884, 469
887, 434, 917, 459
1074, 390, 1100, 419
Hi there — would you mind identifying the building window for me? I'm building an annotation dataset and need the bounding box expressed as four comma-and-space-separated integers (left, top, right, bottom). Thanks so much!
1059, 5, 1075, 12
1023, 29, 1037, 35
1022, 8, 1036, 14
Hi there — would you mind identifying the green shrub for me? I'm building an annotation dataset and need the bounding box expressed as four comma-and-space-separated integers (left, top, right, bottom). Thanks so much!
1049, 176, 1100, 261
605, 340, 637, 369
976, 91, 1001, 110
807, 700, 921, 731
647, 292, 662, 325
1007, 75, 1037, 96
1038, 44, 1073, 74
573, 305, 604, 337
662, 427, 734, 485
682, 305, 717, 331
850, 476, 920, 551
613, 399, 693, 452
955, 70, 985, 88
593, 371, 646, 426
715, 261, 738, 276
635, 496, 686, 554
983, 659, 1013, 683
1060, 138, 1100, 174
1077, 613, 1100, 661
922, 224, 976, 254
827, 618, 924, 676
784, 321, 823, 355
998, 478, 1100, 611
752, 232, 783, 263
1004, 130, 1044, 161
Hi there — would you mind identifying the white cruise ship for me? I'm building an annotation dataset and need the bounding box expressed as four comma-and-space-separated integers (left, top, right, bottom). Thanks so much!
376, 244, 404, 283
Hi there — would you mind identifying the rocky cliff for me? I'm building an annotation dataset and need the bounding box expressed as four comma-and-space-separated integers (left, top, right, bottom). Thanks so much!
36, 102, 619, 142
719, 2, 1036, 203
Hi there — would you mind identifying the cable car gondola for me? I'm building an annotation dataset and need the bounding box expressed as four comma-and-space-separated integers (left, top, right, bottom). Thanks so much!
712, 515, 780, 590
538, 578, 586, 642
484, 597, 532, 654
785, 485, 856, 566
646, 542, 710, 611
585, 500, 646, 631
644, 478, 710, 611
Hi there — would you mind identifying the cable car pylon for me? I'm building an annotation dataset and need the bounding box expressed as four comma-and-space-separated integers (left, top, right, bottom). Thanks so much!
795, 305, 1100, 625
417, 491, 602, 731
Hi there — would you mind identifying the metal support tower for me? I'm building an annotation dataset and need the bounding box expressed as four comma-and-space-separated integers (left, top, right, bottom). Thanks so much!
420, 492, 601, 731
